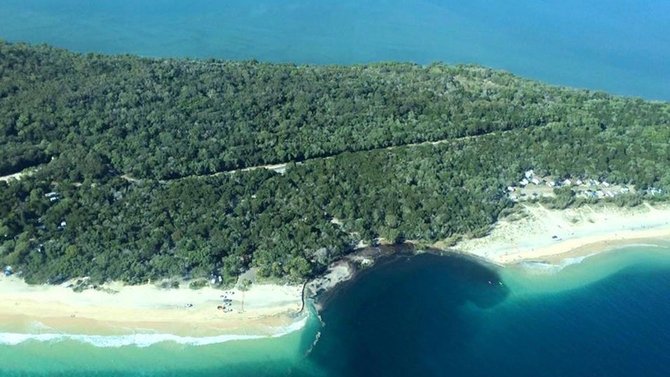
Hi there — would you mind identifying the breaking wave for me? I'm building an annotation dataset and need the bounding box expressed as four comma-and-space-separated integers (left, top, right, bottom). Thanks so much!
0, 314, 309, 348
519, 253, 597, 274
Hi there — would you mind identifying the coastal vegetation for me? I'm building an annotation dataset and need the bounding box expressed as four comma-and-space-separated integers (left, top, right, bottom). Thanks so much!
0, 41, 669, 285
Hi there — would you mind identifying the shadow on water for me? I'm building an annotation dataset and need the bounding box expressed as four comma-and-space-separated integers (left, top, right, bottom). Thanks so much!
304, 252, 509, 377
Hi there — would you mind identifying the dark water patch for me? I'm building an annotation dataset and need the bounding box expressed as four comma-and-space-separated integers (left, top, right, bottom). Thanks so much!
4, 249, 670, 376
307, 253, 509, 377
305, 250, 670, 376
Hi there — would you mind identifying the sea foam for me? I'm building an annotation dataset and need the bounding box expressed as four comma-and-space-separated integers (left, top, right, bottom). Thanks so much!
519, 253, 597, 274
0, 315, 309, 348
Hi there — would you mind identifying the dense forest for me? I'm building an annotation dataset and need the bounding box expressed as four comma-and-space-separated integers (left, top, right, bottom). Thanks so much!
0, 41, 668, 285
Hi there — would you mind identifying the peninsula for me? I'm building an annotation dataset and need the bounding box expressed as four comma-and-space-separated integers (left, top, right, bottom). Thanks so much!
0, 42, 669, 337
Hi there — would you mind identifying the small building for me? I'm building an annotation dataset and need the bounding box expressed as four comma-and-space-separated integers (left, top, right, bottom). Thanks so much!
3, 266, 13, 277
519, 178, 529, 186
524, 170, 535, 179
647, 188, 663, 196
584, 190, 596, 198
531, 177, 541, 185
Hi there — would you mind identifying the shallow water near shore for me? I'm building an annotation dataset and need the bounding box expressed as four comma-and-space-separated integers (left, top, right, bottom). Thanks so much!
0, 310, 323, 376
0, 0, 669, 100
2, 246, 670, 376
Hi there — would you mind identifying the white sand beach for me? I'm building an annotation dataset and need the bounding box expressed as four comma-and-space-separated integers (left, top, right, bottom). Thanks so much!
3, 201, 670, 337
455, 203, 670, 265
0, 278, 303, 336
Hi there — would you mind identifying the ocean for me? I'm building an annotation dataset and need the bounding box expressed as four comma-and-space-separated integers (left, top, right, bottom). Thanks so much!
2, 246, 670, 376
309, 247, 670, 377
0, 0, 669, 100
0, 311, 323, 376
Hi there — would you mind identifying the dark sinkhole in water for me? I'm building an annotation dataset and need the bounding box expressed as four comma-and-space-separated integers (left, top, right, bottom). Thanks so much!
302, 252, 670, 377
3, 251, 670, 377
305, 253, 509, 376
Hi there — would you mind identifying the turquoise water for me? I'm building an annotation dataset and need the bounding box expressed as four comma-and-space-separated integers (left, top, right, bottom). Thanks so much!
0, 309, 324, 377
0, 0, 669, 100
2, 246, 670, 376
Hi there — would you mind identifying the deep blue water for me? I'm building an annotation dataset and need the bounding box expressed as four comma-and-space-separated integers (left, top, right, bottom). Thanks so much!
0, 0, 669, 100
307, 251, 670, 377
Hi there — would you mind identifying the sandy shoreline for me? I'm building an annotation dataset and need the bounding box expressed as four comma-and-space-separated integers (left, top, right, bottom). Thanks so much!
454, 202, 670, 265
0, 278, 303, 337
3, 202, 670, 339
